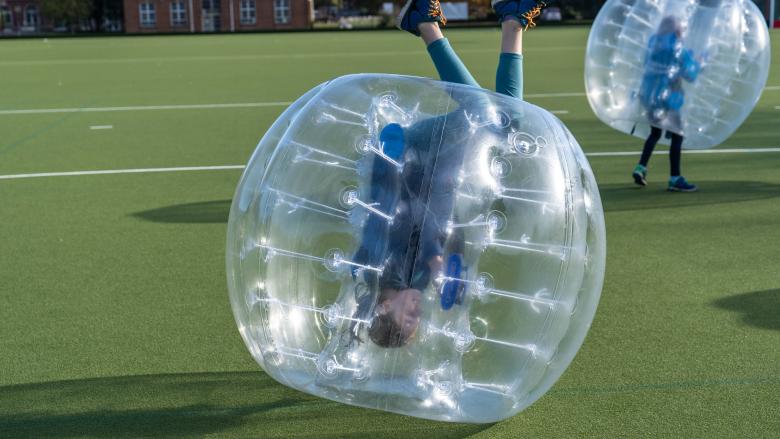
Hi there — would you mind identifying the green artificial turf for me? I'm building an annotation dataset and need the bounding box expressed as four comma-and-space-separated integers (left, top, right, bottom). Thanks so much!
1, 27, 779, 438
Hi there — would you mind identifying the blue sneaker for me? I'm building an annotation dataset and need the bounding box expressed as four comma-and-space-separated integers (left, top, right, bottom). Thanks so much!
668, 176, 698, 192
632, 164, 647, 186
492, 0, 548, 29
398, 0, 446, 36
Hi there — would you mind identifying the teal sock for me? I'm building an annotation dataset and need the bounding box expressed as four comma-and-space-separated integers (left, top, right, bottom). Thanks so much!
496, 53, 524, 99
669, 175, 681, 184
426, 38, 480, 87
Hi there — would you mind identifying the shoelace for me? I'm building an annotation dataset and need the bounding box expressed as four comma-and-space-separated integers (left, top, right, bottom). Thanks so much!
522, 1, 547, 30
429, 0, 447, 26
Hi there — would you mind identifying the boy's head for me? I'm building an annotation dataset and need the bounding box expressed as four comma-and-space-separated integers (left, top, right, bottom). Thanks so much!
658, 16, 681, 36
368, 288, 422, 347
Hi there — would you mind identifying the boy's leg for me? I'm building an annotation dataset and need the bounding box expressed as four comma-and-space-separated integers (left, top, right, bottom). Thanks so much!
633, 126, 662, 186
640, 126, 663, 167
492, 1, 548, 98
398, 1, 480, 87
496, 19, 524, 99
667, 133, 696, 191
421, 23, 480, 87
669, 133, 683, 177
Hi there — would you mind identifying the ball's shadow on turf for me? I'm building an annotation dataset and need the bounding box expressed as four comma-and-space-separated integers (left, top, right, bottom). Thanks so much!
130, 181, 780, 222
712, 289, 780, 331
132, 200, 231, 223
0, 372, 491, 438
598, 180, 780, 212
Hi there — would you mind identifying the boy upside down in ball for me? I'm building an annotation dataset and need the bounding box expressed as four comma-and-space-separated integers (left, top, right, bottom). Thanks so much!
348, 0, 548, 348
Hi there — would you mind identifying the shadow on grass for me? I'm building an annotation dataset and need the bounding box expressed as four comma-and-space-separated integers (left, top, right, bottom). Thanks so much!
132, 200, 231, 224
712, 289, 780, 331
131, 180, 780, 223
0, 371, 490, 438
599, 180, 780, 212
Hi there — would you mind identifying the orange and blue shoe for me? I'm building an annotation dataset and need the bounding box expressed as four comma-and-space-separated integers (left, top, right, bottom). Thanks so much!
668, 176, 698, 192
398, 0, 446, 36
492, 0, 548, 30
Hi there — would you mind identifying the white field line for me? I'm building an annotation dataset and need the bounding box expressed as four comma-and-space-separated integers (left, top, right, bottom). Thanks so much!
0, 46, 581, 67
0, 97, 573, 115
1, 148, 779, 181
3, 85, 777, 115
526, 92, 585, 98
0, 102, 294, 115
89, 125, 113, 130
526, 85, 780, 98
587, 147, 780, 157
0, 165, 245, 180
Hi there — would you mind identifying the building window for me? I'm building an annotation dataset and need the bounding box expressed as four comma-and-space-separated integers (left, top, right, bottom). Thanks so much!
139, 2, 156, 27
240, 0, 256, 25
24, 5, 39, 28
1, 6, 12, 29
170, 1, 187, 26
274, 0, 290, 24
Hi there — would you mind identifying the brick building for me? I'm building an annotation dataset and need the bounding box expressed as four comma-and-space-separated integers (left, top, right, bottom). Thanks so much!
123, 0, 313, 33
0, 0, 45, 34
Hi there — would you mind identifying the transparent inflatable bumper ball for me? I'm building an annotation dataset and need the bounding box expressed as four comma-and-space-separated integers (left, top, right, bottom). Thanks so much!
226, 74, 606, 423
585, 0, 770, 148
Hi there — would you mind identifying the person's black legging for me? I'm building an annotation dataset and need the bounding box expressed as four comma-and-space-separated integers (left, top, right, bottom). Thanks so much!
640, 126, 682, 177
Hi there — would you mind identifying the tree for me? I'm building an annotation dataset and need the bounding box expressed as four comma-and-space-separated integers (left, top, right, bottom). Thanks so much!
40, 0, 92, 30
358, 0, 385, 15
560, 0, 608, 20
90, 0, 123, 32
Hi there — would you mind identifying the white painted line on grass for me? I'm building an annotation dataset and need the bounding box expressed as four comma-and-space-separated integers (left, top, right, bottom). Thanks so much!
90, 125, 113, 130
528, 84, 780, 99
2, 84, 777, 116
587, 147, 780, 157
1, 148, 779, 181
551, 110, 569, 115
0, 47, 582, 67
0, 102, 294, 115
527, 92, 585, 98
0, 165, 245, 180
0, 98, 571, 115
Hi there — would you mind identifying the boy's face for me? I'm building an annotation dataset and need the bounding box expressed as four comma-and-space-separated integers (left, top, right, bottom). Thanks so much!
383, 288, 422, 339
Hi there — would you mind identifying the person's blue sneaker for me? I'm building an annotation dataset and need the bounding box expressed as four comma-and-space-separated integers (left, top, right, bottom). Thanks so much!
492, 0, 547, 29
668, 176, 698, 192
632, 163, 647, 186
397, 0, 446, 36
